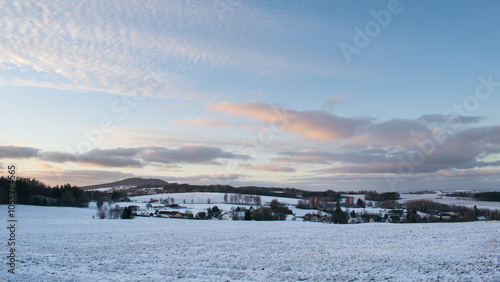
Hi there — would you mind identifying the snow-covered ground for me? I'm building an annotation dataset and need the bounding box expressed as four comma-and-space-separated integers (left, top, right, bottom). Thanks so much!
1, 205, 499, 281
399, 193, 500, 210
131, 192, 301, 205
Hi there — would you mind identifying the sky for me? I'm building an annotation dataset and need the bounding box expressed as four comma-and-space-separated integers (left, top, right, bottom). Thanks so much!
1, 0, 500, 192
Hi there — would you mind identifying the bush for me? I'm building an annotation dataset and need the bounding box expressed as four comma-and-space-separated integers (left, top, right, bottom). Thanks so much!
251, 207, 275, 221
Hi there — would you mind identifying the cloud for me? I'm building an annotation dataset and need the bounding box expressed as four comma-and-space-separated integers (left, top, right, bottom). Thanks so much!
274, 148, 396, 165
39, 145, 251, 167
40, 148, 143, 168
0, 162, 4, 169
142, 146, 251, 165
273, 124, 500, 177
291, 168, 500, 192
35, 163, 56, 169
0, 1, 337, 99
208, 101, 371, 141
173, 117, 229, 128
167, 173, 245, 183
208, 101, 496, 151
417, 114, 484, 125
321, 95, 345, 112
350, 118, 431, 147
0, 145, 40, 159
273, 150, 336, 164
241, 163, 295, 173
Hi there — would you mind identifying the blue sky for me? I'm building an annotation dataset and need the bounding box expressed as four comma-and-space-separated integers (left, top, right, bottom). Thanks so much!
1, 0, 500, 192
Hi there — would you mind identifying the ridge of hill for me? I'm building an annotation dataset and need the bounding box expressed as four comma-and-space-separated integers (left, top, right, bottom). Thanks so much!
81, 178, 168, 190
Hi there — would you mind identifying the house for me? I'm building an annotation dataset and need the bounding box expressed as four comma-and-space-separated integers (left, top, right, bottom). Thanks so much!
169, 211, 183, 218
128, 205, 140, 213
221, 212, 233, 220
342, 196, 354, 205
369, 217, 375, 223
438, 212, 453, 220
303, 213, 322, 222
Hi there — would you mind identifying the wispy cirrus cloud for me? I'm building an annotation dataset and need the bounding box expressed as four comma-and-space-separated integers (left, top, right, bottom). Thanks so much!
0, 0, 337, 99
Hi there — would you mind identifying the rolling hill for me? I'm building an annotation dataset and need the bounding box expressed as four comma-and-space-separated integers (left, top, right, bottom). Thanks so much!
81, 177, 168, 191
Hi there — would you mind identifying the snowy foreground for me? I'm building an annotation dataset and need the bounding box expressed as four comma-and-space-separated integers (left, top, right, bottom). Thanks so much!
2, 205, 500, 281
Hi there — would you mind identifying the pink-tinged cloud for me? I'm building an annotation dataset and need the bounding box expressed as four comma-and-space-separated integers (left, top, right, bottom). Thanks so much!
208, 101, 370, 141
35, 163, 57, 169
208, 101, 492, 149
241, 163, 295, 173
173, 117, 229, 128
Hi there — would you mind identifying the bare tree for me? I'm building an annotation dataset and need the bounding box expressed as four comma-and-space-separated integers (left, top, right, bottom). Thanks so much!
255, 195, 262, 205
97, 204, 108, 219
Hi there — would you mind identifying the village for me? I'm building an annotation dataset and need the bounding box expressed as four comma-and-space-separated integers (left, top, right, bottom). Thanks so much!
109, 192, 494, 224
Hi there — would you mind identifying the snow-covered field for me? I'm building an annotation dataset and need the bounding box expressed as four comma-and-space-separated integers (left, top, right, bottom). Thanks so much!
1, 205, 500, 281
399, 193, 500, 210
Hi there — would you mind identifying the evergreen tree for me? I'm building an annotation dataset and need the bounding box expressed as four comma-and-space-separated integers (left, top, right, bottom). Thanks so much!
356, 198, 365, 208
121, 206, 134, 219
244, 209, 252, 220
332, 201, 348, 224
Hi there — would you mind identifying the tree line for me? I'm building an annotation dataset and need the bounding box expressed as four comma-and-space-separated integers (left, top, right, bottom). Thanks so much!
0, 177, 89, 207
0, 177, 129, 208
364, 191, 400, 202
445, 191, 500, 202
